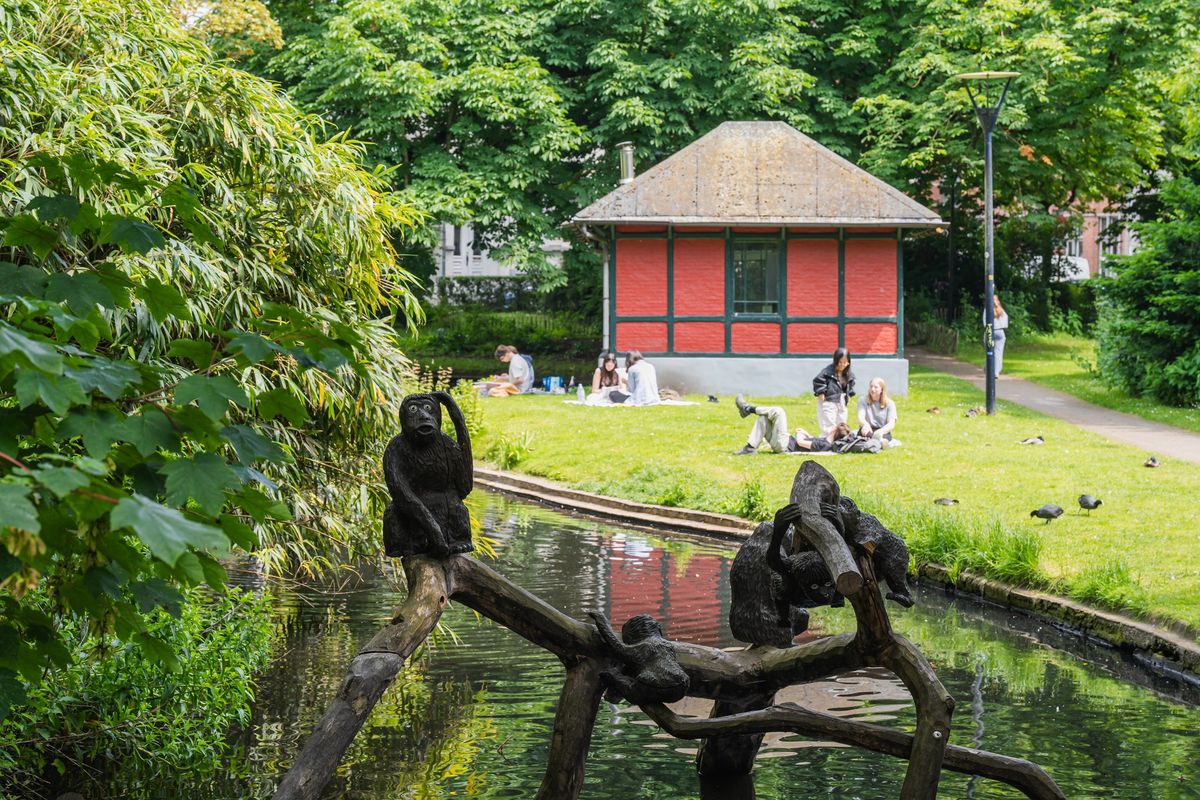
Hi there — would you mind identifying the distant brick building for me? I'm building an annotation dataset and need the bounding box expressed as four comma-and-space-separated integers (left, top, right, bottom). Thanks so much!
571, 121, 943, 395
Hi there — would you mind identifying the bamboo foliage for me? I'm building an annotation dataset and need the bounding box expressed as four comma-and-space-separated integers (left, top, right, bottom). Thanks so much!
0, 0, 427, 717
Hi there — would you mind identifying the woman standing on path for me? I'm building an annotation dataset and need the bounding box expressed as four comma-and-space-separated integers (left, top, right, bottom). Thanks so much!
812, 347, 855, 435
987, 294, 1009, 378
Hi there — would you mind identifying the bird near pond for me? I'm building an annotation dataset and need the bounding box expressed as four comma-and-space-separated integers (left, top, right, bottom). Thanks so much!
1078, 495, 1102, 514
1030, 504, 1064, 523
933, 498, 959, 506
926, 406, 941, 415
1144, 456, 1160, 468
1018, 435, 1045, 445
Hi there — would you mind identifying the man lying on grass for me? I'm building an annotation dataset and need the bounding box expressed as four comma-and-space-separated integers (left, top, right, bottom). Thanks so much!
734, 396, 855, 454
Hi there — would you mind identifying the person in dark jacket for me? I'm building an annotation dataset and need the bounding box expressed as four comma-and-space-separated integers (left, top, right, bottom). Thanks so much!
812, 347, 855, 436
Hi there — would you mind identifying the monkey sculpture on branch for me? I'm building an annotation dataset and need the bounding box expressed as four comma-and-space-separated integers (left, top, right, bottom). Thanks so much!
382, 391, 474, 558
728, 461, 914, 648
729, 505, 842, 648
588, 612, 690, 705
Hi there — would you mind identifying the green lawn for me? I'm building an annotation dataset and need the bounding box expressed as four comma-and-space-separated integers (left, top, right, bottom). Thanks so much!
956, 332, 1200, 434
474, 367, 1200, 631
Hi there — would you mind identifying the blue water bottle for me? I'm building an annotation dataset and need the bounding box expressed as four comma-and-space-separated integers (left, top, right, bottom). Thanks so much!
577, 384, 585, 403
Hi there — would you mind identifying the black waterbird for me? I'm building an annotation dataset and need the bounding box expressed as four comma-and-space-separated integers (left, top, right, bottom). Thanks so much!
1031, 504, 1064, 523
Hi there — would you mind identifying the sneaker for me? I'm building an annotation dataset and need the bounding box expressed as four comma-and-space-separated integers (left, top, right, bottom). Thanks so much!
734, 444, 756, 455
735, 394, 755, 418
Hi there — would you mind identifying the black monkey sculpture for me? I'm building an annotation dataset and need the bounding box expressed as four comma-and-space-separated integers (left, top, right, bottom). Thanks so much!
382, 391, 474, 558
728, 461, 914, 648
835, 496, 913, 607
589, 612, 690, 705
729, 505, 842, 648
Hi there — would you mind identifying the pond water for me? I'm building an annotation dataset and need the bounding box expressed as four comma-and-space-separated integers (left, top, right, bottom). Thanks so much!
186, 492, 1196, 799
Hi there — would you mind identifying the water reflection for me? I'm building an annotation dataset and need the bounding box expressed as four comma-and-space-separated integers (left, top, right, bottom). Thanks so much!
143, 492, 1198, 799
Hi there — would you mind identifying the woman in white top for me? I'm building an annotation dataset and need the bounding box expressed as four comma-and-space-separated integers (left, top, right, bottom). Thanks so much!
857, 377, 897, 448
588, 351, 629, 404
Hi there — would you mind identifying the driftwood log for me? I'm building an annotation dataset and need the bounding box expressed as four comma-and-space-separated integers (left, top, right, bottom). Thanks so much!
272, 464, 1065, 800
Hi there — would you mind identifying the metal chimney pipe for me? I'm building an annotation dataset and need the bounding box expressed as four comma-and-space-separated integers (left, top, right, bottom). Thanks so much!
617, 142, 635, 184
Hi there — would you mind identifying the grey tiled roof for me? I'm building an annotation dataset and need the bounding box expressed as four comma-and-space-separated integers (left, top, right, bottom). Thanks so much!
573, 121, 943, 227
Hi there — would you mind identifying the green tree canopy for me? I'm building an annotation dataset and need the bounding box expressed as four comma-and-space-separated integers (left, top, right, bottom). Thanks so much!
240, 0, 1195, 293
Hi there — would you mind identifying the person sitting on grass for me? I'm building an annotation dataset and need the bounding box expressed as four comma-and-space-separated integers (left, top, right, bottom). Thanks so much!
856, 377, 897, 448
733, 395, 851, 455
476, 344, 534, 396
624, 350, 660, 406
588, 350, 629, 404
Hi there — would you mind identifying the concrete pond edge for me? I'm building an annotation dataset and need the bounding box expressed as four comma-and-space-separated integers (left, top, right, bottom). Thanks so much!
475, 466, 1200, 684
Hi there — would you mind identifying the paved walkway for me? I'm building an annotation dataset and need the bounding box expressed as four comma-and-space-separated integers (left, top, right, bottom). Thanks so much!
908, 347, 1200, 464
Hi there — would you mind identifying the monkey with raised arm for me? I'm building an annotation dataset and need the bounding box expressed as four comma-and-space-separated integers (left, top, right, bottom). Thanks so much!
382, 391, 474, 557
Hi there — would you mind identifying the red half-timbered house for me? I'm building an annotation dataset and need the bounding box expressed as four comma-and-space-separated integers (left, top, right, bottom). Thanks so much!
571, 121, 943, 395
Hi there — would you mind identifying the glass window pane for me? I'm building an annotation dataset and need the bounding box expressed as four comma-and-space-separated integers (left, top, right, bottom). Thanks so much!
732, 242, 779, 315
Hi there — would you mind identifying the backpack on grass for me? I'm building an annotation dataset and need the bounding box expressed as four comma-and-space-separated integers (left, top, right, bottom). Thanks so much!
835, 434, 881, 454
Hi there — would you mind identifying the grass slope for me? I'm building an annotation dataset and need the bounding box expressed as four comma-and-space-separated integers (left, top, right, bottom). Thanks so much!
475, 366, 1200, 630
957, 332, 1200, 434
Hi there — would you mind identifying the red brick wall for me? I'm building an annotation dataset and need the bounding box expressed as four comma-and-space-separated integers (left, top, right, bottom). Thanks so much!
787, 323, 839, 354
731, 322, 780, 353
616, 321, 668, 352
846, 322, 897, 354
616, 239, 668, 315
674, 321, 725, 352
844, 239, 897, 317
674, 239, 725, 316
788, 240, 839, 316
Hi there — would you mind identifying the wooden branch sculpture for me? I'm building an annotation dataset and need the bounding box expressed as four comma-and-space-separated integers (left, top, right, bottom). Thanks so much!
273, 450, 1064, 800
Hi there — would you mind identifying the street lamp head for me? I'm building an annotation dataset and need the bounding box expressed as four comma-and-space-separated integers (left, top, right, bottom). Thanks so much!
953, 71, 1021, 81
954, 71, 1019, 124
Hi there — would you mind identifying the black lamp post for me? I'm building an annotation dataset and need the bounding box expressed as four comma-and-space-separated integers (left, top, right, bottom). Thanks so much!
956, 71, 1018, 415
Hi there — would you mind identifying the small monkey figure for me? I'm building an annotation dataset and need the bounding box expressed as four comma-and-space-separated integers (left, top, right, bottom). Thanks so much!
382, 391, 473, 557
589, 612, 690, 705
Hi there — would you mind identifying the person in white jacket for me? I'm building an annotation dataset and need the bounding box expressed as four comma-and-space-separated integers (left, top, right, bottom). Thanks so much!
624, 350, 659, 406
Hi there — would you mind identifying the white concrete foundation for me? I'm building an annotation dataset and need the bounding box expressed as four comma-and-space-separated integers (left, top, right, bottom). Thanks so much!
651, 357, 909, 398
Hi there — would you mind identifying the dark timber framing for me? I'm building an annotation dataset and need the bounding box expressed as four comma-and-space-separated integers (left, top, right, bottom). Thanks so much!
608, 225, 905, 358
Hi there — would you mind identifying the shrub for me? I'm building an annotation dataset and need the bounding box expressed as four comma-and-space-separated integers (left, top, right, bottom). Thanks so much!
719, 478, 772, 522
0, 588, 272, 794
486, 432, 533, 470
1097, 174, 1200, 406
403, 306, 601, 361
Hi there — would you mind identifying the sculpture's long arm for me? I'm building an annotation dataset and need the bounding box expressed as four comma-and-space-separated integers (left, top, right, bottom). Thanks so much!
434, 391, 473, 495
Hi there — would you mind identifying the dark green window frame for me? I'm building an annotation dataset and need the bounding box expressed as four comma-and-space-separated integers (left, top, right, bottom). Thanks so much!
730, 240, 781, 316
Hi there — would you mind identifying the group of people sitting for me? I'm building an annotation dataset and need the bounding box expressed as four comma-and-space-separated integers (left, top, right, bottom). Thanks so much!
476, 345, 661, 406
733, 347, 898, 455
477, 343, 899, 453
587, 350, 660, 406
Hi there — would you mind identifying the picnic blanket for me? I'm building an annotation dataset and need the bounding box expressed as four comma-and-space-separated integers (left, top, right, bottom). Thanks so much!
563, 399, 699, 407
